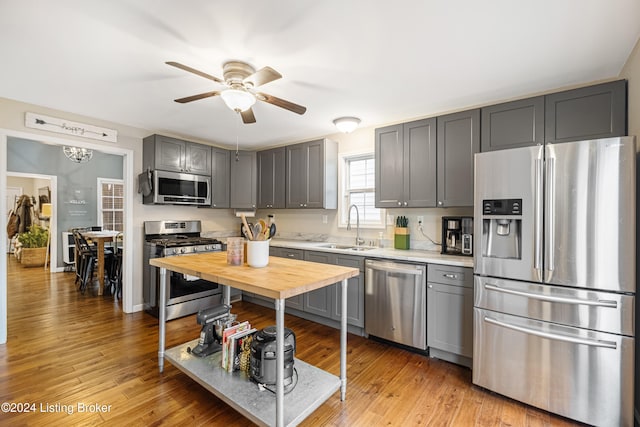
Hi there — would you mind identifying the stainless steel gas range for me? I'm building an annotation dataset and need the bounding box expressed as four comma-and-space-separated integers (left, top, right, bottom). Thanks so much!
143, 220, 224, 320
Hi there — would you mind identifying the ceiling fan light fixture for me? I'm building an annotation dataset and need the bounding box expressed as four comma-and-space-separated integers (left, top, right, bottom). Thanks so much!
220, 88, 256, 112
333, 116, 361, 133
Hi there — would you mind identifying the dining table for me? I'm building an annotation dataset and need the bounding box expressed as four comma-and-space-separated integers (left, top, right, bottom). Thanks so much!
81, 230, 120, 295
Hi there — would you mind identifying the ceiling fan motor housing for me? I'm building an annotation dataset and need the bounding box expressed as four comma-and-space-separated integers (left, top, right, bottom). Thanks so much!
223, 61, 256, 86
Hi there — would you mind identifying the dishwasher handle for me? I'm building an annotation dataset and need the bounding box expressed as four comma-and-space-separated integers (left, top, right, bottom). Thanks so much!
366, 260, 424, 276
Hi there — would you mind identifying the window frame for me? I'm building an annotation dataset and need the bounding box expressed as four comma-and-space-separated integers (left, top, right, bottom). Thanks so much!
97, 177, 124, 232
339, 151, 386, 229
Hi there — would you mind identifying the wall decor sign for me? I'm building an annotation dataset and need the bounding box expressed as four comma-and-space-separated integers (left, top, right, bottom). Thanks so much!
25, 112, 118, 143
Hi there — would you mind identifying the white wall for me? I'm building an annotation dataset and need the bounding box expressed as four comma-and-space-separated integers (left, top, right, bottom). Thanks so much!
620, 36, 640, 140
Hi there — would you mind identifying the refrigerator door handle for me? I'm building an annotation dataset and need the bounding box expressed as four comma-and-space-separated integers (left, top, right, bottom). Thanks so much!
534, 157, 544, 274
483, 316, 617, 349
545, 156, 556, 278
483, 283, 618, 308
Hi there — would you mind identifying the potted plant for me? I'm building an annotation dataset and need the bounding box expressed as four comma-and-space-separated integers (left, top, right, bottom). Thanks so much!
17, 224, 49, 267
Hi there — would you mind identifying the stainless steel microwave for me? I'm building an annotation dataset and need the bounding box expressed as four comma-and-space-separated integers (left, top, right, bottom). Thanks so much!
142, 169, 211, 206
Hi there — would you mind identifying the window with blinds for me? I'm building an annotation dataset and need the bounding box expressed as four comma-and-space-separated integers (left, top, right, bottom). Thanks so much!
98, 179, 124, 232
342, 154, 385, 228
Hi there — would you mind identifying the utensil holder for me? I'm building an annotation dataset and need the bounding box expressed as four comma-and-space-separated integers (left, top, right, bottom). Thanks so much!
247, 240, 270, 268
394, 227, 410, 250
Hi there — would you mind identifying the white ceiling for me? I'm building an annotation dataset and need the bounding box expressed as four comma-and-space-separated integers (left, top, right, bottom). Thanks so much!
1, 0, 639, 150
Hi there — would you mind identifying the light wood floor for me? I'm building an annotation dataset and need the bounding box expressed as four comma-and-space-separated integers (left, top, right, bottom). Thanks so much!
0, 255, 583, 426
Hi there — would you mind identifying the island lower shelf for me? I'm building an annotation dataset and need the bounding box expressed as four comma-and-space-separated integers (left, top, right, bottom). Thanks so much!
165, 339, 341, 427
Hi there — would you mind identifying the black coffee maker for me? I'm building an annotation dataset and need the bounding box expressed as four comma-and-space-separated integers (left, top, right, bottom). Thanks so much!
441, 216, 473, 256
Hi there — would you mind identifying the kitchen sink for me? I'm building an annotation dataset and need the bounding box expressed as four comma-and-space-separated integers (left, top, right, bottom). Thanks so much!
318, 243, 375, 251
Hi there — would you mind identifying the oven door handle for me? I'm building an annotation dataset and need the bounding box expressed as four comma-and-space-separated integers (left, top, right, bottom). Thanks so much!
484, 283, 617, 308
483, 316, 617, 349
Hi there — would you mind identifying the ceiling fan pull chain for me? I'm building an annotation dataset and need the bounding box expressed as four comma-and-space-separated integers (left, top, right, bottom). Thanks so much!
235, 114, 240, 162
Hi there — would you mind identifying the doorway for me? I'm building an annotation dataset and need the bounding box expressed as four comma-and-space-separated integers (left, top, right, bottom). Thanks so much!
0, 129, 135, 344
6, 173, 56, 268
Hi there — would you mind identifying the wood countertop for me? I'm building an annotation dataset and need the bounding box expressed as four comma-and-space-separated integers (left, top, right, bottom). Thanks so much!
149, 251, 359, 300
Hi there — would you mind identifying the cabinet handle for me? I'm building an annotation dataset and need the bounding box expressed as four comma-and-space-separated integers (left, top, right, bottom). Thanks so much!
428, 284, 433, 288
438, 201, 443, 206
443, 273, 458, 279
397, 202, 402, 206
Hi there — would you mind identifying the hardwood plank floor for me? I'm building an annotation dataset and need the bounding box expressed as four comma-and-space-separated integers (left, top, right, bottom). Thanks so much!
0, 255, 584, 426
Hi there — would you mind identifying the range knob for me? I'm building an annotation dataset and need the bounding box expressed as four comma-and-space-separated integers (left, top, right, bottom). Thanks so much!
193, 247, 198, 252
179, 247, 186, 254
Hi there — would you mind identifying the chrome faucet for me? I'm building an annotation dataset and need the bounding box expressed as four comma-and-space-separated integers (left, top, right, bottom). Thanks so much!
347, 204, 365, 246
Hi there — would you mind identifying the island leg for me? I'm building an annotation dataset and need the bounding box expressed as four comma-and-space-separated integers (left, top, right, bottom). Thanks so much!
275, 298, 285, 427
222, 285, 230, 306
158, 267, 167, 373
340, 278, 348, 401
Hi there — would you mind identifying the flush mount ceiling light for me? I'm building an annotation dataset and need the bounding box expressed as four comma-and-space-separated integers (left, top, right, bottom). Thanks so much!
63, 146, 93, 163
220, 86, 257, 112
333, 116, 361, 133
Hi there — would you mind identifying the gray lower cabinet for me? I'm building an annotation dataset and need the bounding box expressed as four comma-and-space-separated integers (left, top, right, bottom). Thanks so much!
210, 147, 230, 208
303, 251, 365, 328
247, 248, 365, 330
229, 150, 257, 209
481, 96, 545, 151
436, 109, 480, 207
303, 251, 334, 317
427, 264, 473, 368
545, 79, 627, 144
331, 254, 365, 328
268, 247, 304, 310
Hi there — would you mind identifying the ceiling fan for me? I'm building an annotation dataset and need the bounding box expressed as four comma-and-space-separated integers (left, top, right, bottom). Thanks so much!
166, 60, 307, 124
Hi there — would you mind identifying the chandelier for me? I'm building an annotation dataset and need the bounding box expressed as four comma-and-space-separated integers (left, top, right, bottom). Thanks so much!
63, 146, 93, 163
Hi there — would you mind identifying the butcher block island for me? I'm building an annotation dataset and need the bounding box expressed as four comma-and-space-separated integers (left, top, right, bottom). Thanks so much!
150, 251, 359, 427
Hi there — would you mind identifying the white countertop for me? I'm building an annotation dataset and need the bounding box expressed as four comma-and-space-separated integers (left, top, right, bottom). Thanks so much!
269, 239, 474, 268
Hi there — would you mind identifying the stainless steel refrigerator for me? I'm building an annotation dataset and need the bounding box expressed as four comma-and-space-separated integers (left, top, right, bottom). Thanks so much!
473, 136, 636, 426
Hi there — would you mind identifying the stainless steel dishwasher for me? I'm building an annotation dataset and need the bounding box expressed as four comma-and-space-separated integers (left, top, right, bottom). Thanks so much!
365, 259, 427, 350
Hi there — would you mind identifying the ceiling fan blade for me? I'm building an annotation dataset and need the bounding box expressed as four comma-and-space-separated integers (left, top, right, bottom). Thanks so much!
240, 108, 256, 124
166, 61, 223, 83
256, 92, 307, 115
174, 91, 220, 103
244, 66, 282, 88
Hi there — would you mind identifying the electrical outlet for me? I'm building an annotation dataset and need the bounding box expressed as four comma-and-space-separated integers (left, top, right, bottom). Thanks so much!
322, 214, 328, 224
417, 215, 424, 224
387, 214, 395, 226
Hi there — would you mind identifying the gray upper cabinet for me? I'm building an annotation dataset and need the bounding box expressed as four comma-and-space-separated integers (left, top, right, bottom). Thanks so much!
257, 147, 286, 209
229, 150, 257, 209
286, 139, 338, 209
481, 96, 544, 151
210, 147, 230, 208
436, 109, 480, 207
375, 118, 437, 208
545, 80, 627, 144
143, 134, 212, 176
